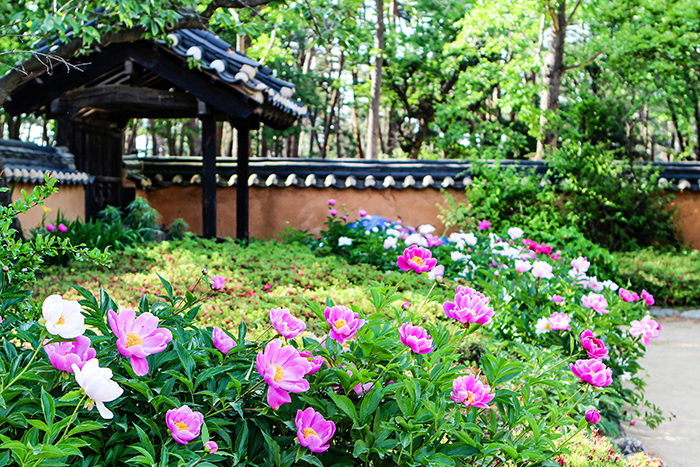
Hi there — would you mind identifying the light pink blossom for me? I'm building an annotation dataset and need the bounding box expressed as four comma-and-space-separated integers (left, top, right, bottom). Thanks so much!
108, 308, 173, 376
211, 275, 225, 290
570, 256, 590, 273
329, 209, 338, 216
328, 199, 336, 206
295, 407, 336, 453
619, 288, 640, 303
451, 374, 494, 408
204, 441, 218, 453
582, 292, 609, 315
166, 406, 204, 445
551, 295, 564, 304
270, 307, 306, 339
256, 339, 312, 409
324, 306, 365, 344
359, 209, 367, 217
514, 260, 532, 273
427, 264, 444, 281
398, 323, 433, 354
443, 287, 494, 325
300, 350, 324, 375
531, 261, 554, 279
570, 359, 613, 387
548, 312, 571, 331
629, 315, 661, 346
212, 327, 236, 355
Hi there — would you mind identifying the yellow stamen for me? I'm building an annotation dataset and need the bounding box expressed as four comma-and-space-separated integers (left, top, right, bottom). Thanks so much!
175, 422, 188, 431
334, 319, 347, 329
272, 364, 285, 382
303, 427, 318, 439
56, 316, 65, 325
545, 323, 551, 331
126, 332, 143, 347
411, 256, 424, 266
466, 390, 476, 405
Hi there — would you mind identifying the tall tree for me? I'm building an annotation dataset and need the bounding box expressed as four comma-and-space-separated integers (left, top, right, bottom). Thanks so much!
365, 0, 384, 159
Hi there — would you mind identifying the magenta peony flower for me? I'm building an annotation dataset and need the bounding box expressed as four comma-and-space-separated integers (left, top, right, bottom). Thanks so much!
324, 305, 365, 344
108, 308, 173, 376
629, 315, 661, 346
619, 288, 639, 303
166, 406, 204, 445
580, 330, 609, 360
256, 339, 311, 409
359, 209, 367, 217
57, 223, 67, 233
397, 245, 437, 274
451, 374, 494, 409
582, 292, 609, 315
328, 199, 336, 206
551, 295, 564, 304
477, 220, 491, 231
548, 312, 571, 331
211, 275, 225, 290
585, 409, 601, 424
300, 350, 324, 375
329, 209, 338, 216
46, 224, 56, 232
570, 359, 613, 387
43, 335, 96, 373
204, 441, 218, 453
348, 369, 375, 396
212, 326, 236, 355
295, 407, 336, 453
443, 287, 494, 326
269, 307, 306, 339
531, 260, 554, 279
640, 289, 655, 306
398, 323, 433, 354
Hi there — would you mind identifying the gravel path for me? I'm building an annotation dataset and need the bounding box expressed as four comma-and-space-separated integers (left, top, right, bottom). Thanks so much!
625, 317, 700, 467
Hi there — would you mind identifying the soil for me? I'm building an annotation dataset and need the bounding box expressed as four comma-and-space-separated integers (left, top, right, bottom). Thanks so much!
625, 317, 700, 467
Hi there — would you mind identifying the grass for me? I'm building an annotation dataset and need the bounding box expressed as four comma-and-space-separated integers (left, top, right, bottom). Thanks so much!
35, 235, 441, 336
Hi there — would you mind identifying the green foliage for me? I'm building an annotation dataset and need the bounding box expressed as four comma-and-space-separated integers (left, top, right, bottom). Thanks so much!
614, 248, 700, 307
561, 431, 663, 467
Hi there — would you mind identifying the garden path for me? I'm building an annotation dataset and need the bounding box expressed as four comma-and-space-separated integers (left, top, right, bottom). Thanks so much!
625, 317, 700, 467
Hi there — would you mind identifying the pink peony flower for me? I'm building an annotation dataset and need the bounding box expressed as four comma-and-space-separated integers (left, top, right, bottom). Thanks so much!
108, 308, 173, 376
295, 407, 336, 453
46, 224, 56, 232
580, 330, 609, 360
397, 245, 438, 274
451, 374, 494, 409
398, 323, 433, 354
477, 220, 491, 231
570, 359, 613, 387
427, 264, 445, 281
582, 292, 609, 315
166, 406, 204, 445
531, 261, 554, 279
204, 441, 218, 453
570, 256, 590, 273
426, 235, 443, 247
329, 209, 338, 216
584, 276, 605, 292
550, 251, 562, 262
619, 288, 639, 303
44, 335, 96, 373
537, 244, 553, 255
256, 339, 311, 409
515, 260, 532, 273
212, 327, 236, 355
443, 287, 494, 326
328, 199, 336, 206
548, 312, 571, 331
551, 295, 564, 304
585, 409, 601, 424
57, 223, 67, 233
324, 305, 365, 344
359, 209, 367, 217
270, 307, 306, 339
211, 275, 225, 290
629, 315, 661, 346
300, 350, 325, 375
640, 290, 655, 306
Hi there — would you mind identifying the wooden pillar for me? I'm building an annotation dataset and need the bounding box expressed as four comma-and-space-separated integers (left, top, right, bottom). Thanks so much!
201, 114, 217, 239
236, 126, 250, 243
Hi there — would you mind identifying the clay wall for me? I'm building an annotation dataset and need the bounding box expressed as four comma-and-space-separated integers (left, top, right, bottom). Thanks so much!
11, 183, 86, 232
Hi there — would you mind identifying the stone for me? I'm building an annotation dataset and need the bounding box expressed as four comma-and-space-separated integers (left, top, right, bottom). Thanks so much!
680, 309, 700, 319
613, 437, 647, 456
649, 308, 680, 317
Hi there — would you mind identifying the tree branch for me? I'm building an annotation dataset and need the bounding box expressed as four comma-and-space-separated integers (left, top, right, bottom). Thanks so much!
543, 0, 560, 32
566, 0, 583, 24
563, 50, 605, 73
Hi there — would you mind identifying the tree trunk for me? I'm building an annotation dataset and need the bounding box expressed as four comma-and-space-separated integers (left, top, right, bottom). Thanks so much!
365, 0, 384, 160
320, 53, 345, 159
8, 115, 21, 140
693, 96, 700, 160
408, 118, 430, 159
351, 69, 364, 159
126, 119, 139, 154
386, 105, 399, 156
668, 99, 685, 153
165, 120, 177, 156
186, 119, 200, 157
535, 0, 567, 159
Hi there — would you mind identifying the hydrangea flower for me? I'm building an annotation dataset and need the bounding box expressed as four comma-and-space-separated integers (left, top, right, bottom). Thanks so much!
212, 327, 236, 355
295, 408, 336, 453
580, 330, 609, 360
629, 315, 661, 346
72, 358, 124, 419
270, 307, 306, 339
166, 406, 204, 445
548, 312, 571, 331
42, 295, 85, 339
397, 245, 437, 274
443, 286, 494, 326
324, 306, 365, 344
570, 359, 613, 387
44, 335, 96, 373
108, 308, 173, 376
451, 374, 494, 408
531, 261, 554, 279
398, 323, 433, 354
256, 339, 311, 409
582, 293, 609, 315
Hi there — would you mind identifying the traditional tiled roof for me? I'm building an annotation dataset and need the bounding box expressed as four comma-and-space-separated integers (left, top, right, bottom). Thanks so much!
123, 156, 700, 191
0, 139, 92, 185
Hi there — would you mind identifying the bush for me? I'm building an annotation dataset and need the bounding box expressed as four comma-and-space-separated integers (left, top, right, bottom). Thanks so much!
561, 430, 663, 467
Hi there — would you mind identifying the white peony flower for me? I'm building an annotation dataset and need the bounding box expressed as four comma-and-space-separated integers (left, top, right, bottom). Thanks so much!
451, 251, 465, 262
463, 233, 477, 246
418, 224, 436, 235
73, 358, 124, 419
507, 227, 524, 240
570, 256, 590, 273
383, 236, 398, 249
404, 233, 428, 247
531, 261, 554, 280
427, 265, 445, 281
602, 280, 619, 291
535, 317, 552, 335
338, 237, 353, 247
386, 229, 401, 237
42, 295, 85, 339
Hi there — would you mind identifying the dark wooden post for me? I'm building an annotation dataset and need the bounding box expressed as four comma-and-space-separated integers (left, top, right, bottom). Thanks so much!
236, 125, 250, 243
201, 114, 217, 239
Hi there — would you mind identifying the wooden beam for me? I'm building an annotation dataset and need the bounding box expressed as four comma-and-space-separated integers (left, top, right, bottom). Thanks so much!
63, 85, 200, 117
201, 114, 217, 239
236, 125, 250, 244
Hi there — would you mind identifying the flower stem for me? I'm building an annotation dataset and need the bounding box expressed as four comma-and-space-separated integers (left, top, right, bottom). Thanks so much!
2, 330, 48, 393
57, 394, 88, 443
413, 281, 437, 317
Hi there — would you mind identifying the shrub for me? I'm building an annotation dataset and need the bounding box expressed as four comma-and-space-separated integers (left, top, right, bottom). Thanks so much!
560, 430, 663, 467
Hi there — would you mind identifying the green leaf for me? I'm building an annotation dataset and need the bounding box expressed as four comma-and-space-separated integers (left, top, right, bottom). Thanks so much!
173, 340, 196, 380
359, 387, 383, 424
300, 454, 324, 467
134, 424, 156, 460
40, 387, 55, 428
328, 392, 358, 422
